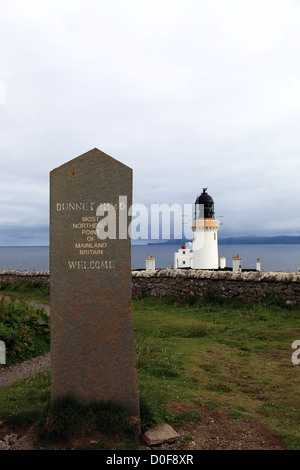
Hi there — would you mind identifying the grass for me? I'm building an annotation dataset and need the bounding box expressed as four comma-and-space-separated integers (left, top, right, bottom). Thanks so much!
39, 395, 140, 444
132, 295, 300, 448
0, 370, 50, 426
0, 287, 299, 449
0, 282, 50, 305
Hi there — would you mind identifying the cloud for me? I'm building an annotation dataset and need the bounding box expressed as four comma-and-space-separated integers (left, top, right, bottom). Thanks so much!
0, 0, 299, 244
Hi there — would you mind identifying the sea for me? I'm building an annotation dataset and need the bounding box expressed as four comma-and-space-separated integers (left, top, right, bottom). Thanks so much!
0, 244, 299, 272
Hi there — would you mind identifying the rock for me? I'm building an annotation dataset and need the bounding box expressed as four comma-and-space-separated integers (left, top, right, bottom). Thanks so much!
0, 441, 10, 450
9, 426, 36, 450
142, 423, 180, 447
4, 433, 18, 445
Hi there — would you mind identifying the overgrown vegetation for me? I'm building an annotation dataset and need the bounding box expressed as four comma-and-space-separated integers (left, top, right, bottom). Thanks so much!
0, 282, 50, 304
0, 287, 299, 449
0, 297, 50, 364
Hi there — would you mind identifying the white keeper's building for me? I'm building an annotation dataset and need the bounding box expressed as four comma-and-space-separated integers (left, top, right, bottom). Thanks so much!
174, 242, 193, 268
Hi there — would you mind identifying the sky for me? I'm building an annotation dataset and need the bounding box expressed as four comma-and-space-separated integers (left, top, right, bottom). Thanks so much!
0, 0, 299, 245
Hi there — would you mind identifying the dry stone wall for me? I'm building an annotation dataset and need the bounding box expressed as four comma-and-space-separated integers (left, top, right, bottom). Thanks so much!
132, 269, 300, 304
0, 270, 50, 287
0, 269, 300, 304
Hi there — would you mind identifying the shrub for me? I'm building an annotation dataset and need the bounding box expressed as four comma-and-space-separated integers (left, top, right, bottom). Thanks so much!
0, 298, 50, 364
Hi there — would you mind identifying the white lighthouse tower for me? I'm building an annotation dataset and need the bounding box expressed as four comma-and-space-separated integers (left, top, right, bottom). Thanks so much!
192, 188, 220, 270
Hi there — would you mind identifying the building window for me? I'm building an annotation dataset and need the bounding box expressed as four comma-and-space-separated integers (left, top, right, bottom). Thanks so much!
214, 233, 216, 240
182, 260, 185, 265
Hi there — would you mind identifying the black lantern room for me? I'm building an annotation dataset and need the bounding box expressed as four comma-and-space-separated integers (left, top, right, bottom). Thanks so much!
195, 188, 215, 219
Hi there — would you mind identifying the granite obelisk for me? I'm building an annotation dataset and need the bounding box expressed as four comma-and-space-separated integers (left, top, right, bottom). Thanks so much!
50, 148, 139, 417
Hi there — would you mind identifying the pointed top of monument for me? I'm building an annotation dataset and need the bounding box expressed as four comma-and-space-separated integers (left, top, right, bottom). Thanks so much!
51, 148, 132, 174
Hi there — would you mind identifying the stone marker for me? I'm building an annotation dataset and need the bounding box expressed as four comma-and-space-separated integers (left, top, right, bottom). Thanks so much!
50, 148, 140, 418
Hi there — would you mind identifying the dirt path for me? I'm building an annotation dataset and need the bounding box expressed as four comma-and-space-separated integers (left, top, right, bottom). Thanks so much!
0, 295, 50, 315
0, 298, 50, 388
0, 352, 50, 388
138, 403, 287, 451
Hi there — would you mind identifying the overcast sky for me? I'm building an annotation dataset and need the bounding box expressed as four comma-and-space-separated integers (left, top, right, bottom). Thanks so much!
0, 0, 299, 245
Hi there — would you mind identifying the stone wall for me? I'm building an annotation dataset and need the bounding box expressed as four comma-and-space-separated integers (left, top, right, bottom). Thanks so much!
0, 270, 50, 288
132, 269, 300, 304
1, 269, 300, 304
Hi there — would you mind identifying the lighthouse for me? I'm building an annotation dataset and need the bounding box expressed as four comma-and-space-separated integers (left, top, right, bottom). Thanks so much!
192, 188, 220, 269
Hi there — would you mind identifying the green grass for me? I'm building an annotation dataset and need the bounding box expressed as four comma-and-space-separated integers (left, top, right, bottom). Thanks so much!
131, 295, 300, 448
38, 394, 140, 445
0, 370, 51, 426
0, 290, 299, 449
0, 282, 50, 305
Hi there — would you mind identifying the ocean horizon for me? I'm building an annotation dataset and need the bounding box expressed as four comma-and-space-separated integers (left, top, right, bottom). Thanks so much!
0, 244, 299, 273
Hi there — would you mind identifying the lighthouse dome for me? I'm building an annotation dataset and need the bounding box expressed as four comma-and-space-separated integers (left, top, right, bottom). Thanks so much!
195, 188, 215, 218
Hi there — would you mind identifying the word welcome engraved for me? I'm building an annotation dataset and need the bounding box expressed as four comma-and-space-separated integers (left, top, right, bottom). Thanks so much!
50, 148, 140, 419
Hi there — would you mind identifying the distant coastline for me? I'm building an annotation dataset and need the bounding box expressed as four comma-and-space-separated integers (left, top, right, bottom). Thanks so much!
219, 235, 300, 245
146, 235, 300, 246
0, 235, 300, 248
